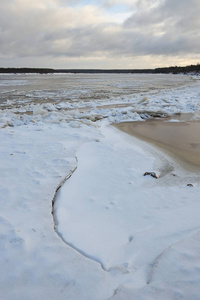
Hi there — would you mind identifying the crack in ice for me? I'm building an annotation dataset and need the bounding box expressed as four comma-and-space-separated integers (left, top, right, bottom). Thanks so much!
52, 156, 107, 272
147, 228, 200, 285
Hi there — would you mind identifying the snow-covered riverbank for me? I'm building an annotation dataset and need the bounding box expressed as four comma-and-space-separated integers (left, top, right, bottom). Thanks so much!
1, 74, 200, 299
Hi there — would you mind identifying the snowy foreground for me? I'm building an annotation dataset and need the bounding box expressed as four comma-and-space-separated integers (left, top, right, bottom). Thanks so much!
1, 74, 200, 299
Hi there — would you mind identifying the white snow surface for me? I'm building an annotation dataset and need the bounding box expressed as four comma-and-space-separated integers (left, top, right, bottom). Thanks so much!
1, 73, 200, 299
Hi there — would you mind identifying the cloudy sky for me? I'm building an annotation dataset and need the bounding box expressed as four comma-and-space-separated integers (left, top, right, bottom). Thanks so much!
0, 0, 200, 69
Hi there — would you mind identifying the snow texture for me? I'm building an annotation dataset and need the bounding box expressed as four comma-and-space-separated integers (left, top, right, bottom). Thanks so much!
1, 73, 200, 299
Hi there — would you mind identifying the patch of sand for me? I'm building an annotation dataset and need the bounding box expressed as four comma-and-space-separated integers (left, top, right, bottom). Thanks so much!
114, 114, 200, 169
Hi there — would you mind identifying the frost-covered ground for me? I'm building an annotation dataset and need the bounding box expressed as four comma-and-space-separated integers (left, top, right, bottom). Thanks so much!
0, 73, 200, 299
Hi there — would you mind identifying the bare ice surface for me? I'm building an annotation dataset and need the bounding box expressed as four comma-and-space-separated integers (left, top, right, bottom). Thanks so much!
1, 73, 200, 299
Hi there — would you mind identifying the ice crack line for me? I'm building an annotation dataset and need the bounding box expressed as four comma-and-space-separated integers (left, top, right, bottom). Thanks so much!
147, 228, 200, 285
52, 156, 107, 272
52, 157, 78, 212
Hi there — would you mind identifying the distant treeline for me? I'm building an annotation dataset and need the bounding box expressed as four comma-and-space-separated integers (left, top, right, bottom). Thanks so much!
0, 64, 200, 74
0, 68, 55, 74
154, 64, 200, 74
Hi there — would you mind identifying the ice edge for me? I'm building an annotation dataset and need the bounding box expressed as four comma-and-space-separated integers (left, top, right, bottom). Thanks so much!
51, 156, 107, 272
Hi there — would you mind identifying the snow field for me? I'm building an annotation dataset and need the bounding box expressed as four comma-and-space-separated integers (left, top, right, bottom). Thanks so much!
1, 74, 200, 299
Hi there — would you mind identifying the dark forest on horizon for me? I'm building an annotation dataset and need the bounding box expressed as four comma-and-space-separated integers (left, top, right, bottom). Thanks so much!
0, 64, 200, 74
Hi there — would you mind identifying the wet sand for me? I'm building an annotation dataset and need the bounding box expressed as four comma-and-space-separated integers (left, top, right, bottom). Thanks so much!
114, 115, 200, 169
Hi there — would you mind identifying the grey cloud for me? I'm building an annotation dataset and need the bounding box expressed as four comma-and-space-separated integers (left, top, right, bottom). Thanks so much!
122, 0, 200, 56
0, 0, 200, 63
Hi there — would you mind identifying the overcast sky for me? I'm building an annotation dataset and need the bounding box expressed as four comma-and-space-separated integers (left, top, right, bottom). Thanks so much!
0, 0, 200, 69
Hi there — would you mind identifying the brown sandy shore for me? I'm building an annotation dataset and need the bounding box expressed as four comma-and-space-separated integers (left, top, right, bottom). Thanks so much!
114, 113, 200, 170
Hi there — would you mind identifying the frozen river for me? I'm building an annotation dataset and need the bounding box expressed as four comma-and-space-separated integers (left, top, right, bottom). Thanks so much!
0, 73, 194, 108
0, 73, 199, 127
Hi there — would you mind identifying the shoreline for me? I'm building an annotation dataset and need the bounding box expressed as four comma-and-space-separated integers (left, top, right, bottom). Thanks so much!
114, 114, 200, 170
